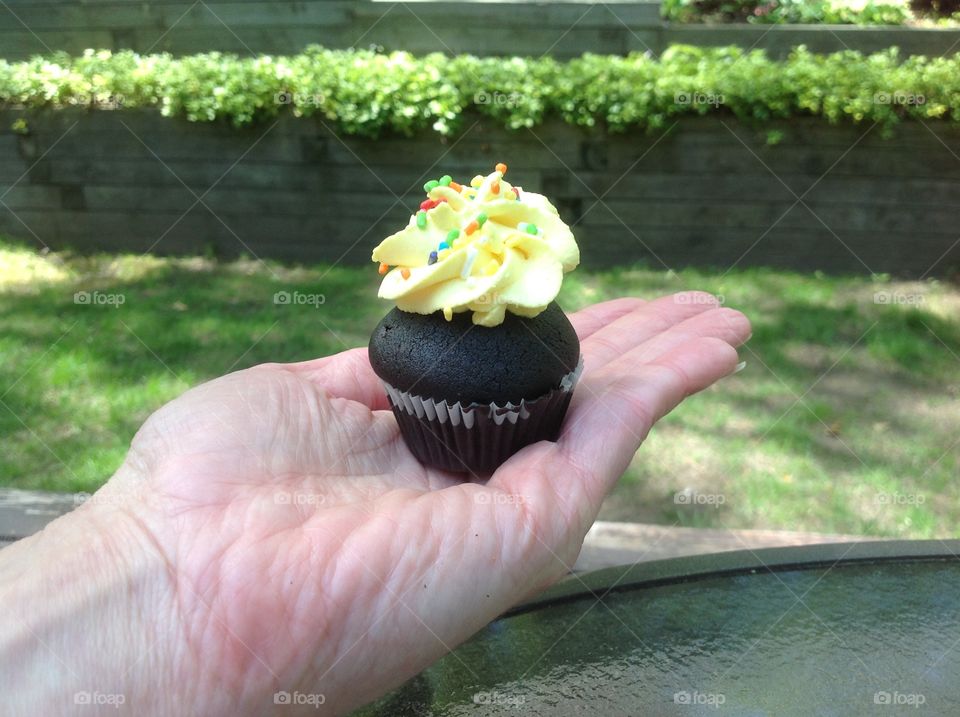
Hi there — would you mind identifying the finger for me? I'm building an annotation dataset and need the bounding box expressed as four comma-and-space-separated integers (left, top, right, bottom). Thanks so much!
610, 307, 751, 367
568, 297, 646, 341
490, 335, 740, 533
560, 336, 741, 508
580, 292, 724, 371
279, 347, 392, 410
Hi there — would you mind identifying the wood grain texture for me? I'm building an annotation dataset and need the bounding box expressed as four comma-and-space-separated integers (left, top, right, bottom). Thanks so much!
2, 110, 959, 275
0, 1, 955, 60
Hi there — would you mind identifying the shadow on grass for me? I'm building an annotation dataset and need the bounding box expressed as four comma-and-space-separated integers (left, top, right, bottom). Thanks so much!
602, 299, 960, 537
2, 249, 959, 541
0, 258, 384, 490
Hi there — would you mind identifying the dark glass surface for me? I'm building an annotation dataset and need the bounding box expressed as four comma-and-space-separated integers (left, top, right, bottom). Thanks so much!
357, 542, 960, 716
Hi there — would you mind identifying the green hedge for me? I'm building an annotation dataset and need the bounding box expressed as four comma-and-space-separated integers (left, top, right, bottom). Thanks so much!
1, 45, 959, 137
662, 0, 913, 25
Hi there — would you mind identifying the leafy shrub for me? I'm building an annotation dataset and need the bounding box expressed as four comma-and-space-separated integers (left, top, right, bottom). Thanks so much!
662, 0, 912, 24
1, 45, 959, 137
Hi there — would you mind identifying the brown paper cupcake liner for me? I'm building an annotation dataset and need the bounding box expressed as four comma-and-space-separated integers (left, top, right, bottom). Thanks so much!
382, 357, 583, 475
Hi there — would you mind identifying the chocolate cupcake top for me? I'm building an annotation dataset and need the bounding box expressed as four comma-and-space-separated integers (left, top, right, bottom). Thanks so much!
369, 302, 580, 403
371, 163, 580, 327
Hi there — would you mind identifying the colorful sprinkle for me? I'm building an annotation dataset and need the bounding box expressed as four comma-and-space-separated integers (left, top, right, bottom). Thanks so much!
428, 251, 438, 265
465, 220, 479, 235
424, 180, 440, 192
477, 212, 488, 226
420, 197, 447, 211
378, 262, 389, 275
491, 181, 500, 195
446, 229, 460, 242
438, 241, 451, 251
470, 175, 483, 188
401, 267, 411, 279
495, 162, 507, 175
460, 246, 479, 279
449, 180, 463, 192
416, 211, 427, 229
439, 175, 452, 186
518, 222, 539, 235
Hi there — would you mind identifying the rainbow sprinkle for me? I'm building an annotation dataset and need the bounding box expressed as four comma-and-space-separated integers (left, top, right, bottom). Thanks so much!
382, 163, 538, 281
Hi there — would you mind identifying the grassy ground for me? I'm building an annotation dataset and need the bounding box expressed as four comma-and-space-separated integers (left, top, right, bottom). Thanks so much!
2, 237, 958, 538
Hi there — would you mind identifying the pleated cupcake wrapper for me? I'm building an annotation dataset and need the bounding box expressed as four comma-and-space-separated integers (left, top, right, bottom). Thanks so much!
382, 357, 583, 475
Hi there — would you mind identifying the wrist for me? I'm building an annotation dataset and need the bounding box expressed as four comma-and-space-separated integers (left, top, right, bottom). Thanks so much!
0, 470, 186, 715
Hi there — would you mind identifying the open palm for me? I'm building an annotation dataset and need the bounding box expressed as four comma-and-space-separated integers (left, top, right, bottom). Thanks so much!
105, 293, 750, 715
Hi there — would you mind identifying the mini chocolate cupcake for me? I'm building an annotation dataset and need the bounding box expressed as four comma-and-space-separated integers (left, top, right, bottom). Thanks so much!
369, 163, 582, 475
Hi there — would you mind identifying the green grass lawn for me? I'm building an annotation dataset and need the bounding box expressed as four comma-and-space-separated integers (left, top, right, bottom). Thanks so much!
2, 237, 958, 538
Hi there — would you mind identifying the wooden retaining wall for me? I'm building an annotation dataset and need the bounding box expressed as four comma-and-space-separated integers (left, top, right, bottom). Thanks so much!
2, 109, 959, 276
1, 0, 958, 61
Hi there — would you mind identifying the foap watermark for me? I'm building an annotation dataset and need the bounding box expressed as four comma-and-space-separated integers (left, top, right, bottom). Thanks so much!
874, 691, 926, 708
874, 290, 924, 306
674, 91, 725, 107
474, 90, 527, 108
475, 492, 530, 507
876, 491, 925, 506
74, 492, 129, 508
874, 91, 926, 106
67, 93, 125, 109
275, 490, 326, 507
274, 91, 326, 107
473, 690, 526, 708
674, 690, 726, 708
473, 290, 505, 307
273, 691, 326, 709
674, 292, 725, 306
674, 488, 726, 507
74, 290, 125, 308
74, 691, 126, 709
274, 290, 325, 308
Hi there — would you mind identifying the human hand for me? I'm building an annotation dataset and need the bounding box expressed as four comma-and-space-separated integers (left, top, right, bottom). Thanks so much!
0, 293, 750, 716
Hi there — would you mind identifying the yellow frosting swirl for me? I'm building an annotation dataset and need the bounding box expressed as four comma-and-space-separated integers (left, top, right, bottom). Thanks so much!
371, 166, 580, 327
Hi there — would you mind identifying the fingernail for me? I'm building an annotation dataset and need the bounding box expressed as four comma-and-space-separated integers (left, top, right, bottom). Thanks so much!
745, 332, 753, 342
734, 361, 747, 374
